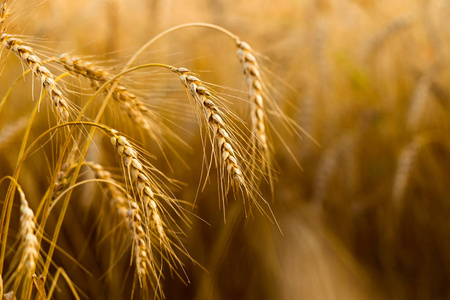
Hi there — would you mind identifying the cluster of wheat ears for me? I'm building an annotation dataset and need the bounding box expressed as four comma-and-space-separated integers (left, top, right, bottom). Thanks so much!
0, 1, 297, 299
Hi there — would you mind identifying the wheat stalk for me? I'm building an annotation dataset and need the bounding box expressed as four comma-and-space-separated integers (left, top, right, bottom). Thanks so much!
118, 23, 272, 169
0, 5, 288, 297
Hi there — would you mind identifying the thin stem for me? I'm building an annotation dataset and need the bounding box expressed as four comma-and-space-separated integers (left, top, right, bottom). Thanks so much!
124, 23, 238, 70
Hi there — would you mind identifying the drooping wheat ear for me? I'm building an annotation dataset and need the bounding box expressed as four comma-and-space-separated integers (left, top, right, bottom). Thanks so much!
58, 54, 159, 137
18, 189, 39, 276
0, 34, 71, 121
108, 130, 183, 274
236, 40, 268, 153
110, 133, 167, 235
85, 162, 150, 282
176, 68, 245, 189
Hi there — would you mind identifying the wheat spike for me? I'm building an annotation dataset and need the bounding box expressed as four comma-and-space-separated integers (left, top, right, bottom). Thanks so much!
18, 189, 39, 276
86, 162, 150, 281
176, 68, 245, 189
109, 130, 181, 271
236, 40, 268, 153
0, 34, 72, 121
58, 54, 159, 136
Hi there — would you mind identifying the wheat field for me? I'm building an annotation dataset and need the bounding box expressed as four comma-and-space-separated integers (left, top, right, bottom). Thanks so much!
0, 0, 449, 299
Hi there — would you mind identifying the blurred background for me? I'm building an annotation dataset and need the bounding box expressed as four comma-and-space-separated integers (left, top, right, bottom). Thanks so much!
1, 0, 450, 299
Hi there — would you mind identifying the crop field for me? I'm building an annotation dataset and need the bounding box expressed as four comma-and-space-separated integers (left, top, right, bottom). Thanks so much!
0, 0, 449, 299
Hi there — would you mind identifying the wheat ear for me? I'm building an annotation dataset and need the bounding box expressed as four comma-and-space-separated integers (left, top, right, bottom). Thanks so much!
172, 68, 277, 217
85, 162, 151, 283
110, 133, 167, 235
176, 68, 245, 189
58, 54, 158, 132
0, 34, 71, 121
236, 40, 268, 153
18, 189, 39, 276
50, 156, 160, 291
108, 130, 182, 271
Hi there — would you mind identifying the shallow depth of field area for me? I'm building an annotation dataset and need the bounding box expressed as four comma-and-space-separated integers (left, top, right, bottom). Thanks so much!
0, 0, 449, 299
